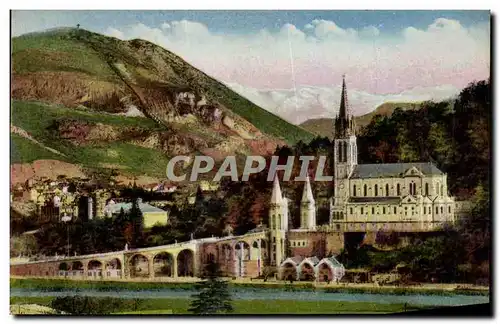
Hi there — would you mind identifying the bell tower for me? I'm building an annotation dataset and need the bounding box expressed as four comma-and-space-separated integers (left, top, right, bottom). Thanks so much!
331, 76, 358, 225
268, 177, 287, 267
333, 75, 358, 180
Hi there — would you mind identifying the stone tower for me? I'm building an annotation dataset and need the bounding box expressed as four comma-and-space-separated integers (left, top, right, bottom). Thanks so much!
300, 176, 316, 230
332, 76, 358, 224
268, 177, 288, 266
333, 75, 358, 180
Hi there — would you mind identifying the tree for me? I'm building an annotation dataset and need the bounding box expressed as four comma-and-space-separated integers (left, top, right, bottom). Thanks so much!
188, 261, 233, 315
129, 199, 144, 248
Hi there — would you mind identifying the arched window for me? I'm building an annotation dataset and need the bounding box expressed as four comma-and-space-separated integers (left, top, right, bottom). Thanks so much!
441, 206, 444, 214
436, 206, 439, 214
372, 207, 375, 214
364, 184, 367, 196
425, 183, 429, 196
361, 207, 364, 214
397, 183, 401, 196
277, 215, 281, 230
394, 206, 397, 214
441, 185, 444, 196
337, 142, 342, 162
374, 184, 378, 196
343, 142, 348, 162
385, 184, 389, 196
353, 184, 357, 197
448, 206, 451, 213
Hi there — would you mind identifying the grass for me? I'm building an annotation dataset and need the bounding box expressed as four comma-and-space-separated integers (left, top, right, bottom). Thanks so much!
10, 296, 423, 315
10, 278, 490, 297
12, 30, 117, 80
10, 134, 66, 164
10, 101, 170, 176
11, 101, 161, 137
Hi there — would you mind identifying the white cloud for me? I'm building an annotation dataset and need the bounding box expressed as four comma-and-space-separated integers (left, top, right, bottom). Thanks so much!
360, 25, 380, 37
104, 27, 124, 39
310, 19, 357, 39
225, 82, 460, 124
279, 23, 306, 41
101, 17, 489, 118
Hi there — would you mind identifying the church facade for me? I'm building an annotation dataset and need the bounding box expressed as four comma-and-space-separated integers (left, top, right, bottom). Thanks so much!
264, 77, 463, 270
328, 77, 456, 233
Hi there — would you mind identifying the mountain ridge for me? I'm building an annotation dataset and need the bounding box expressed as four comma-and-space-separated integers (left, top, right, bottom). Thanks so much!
300, 102, 422, 138
10, 28, 314, 184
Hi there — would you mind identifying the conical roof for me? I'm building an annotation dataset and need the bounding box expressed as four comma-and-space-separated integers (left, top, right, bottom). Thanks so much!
301, 176, 315, 203
271, 176, 283, 204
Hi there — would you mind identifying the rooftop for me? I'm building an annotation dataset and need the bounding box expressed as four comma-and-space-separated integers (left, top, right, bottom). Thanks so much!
350, 162, 443, 179
106, 200, 167, 214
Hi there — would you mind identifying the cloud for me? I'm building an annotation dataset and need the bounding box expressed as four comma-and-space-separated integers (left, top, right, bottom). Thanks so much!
105, 27, 124, 39
360, 25, 380, 37
225, 82, 460, 124
310, 19, 357, 39
102, 17, 489, 99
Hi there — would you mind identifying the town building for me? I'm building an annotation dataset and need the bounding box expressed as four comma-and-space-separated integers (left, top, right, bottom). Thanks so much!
103, 198, 169, 228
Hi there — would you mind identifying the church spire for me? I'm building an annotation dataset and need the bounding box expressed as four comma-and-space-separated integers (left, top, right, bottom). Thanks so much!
334, 75, 355, 138
339, 74, 349, 119
301, 176, 315, 204
270, 176, 283, 205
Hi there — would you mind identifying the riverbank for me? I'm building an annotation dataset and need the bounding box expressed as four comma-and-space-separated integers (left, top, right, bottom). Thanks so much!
10, 296, 426, 315
10, 277, 490, 296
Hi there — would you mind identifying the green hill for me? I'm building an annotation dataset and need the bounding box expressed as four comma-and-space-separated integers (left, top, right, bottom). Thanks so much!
11, 28, 313, 144
10, 28, 314, 182
300, 102, 422, 138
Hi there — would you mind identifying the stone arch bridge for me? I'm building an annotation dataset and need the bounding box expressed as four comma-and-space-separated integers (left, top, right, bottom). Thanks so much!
11, 239, 210, 280
10, 230, 270, 280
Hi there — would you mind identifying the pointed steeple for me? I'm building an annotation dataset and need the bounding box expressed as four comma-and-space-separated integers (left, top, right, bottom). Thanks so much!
339, 74, 348, 119
334, 75, 355, 138
301, 176, 315, 204
270, 176, 283, 205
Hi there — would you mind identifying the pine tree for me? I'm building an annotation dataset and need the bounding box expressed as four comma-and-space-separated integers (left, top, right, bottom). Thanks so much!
129, 199, 144, 248
188, 261, 233, 315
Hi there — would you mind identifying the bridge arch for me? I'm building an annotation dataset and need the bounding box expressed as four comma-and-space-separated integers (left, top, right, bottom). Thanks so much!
129, 254, 150, 278
221, 244, 232, 261
70, 261, 84, 277
153, 252, 174, 277
58, 262, 69, 271
72, 261, 83, 270
235, 241, 250, 260
177, 249, 194, 277
87, 260, 103, 278
105, 258, 121, 270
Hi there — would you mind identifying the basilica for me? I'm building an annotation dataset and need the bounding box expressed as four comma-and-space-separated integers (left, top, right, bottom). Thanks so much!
264, 77, 468, 269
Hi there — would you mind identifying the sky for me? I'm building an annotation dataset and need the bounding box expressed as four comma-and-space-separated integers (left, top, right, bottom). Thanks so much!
11, 10, 491, 122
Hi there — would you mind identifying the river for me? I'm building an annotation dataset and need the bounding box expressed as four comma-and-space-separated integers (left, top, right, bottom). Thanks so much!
10, 287, 489, 307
